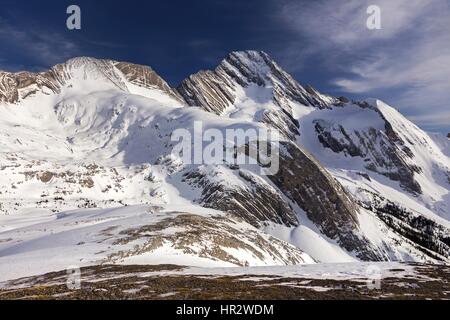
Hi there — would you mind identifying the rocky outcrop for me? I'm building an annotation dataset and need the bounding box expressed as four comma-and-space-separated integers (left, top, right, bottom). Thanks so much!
182, 166, 299, 228
176, 52, 387, 260
0, 70, 60, 103
109, 211, 310, 266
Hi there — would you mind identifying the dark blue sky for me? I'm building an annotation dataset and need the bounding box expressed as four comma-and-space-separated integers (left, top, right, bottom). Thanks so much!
0, 0, 449, 132
0, 0, 293, 85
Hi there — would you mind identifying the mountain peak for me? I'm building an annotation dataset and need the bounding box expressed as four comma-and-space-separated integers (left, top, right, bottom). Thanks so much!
0, 57, 183, 104
61, 56, 106, 67
219, 50, 284, 86
177, 50, 336, 122
221, 51, 337, 109
225, 50, 272, 68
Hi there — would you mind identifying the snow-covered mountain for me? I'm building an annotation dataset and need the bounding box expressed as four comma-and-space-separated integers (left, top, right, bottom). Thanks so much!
0, 51, 449, 281
178, 51, 450, 261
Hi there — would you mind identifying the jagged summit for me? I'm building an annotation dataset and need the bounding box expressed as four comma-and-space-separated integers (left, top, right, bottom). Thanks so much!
177, 50, 336, 114
176, 50, 339, 138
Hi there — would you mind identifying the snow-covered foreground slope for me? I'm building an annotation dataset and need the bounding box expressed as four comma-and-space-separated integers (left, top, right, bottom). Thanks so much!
0, 204, 314, 282
0, 51, 449, 283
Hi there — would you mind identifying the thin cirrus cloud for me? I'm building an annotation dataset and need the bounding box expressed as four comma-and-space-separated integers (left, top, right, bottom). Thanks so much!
277, 0, 450, 132
0, 18, 80, 71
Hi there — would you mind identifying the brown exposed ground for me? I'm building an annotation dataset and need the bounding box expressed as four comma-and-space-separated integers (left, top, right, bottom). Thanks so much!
0, 264, 448, 300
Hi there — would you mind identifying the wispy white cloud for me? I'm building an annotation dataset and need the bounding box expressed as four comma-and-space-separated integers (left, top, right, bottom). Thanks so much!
408, 111, 450, 128
0, 18, 80, 70
277, 0, 450, 132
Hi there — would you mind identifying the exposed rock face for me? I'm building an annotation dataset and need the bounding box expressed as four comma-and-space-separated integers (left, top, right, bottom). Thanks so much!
174, 51, 383, 260
447, 133, 450, 139
177, 51, 337, 138
182, 166, 299, 228
268, 142, 381, 260
0, 70, 60, 103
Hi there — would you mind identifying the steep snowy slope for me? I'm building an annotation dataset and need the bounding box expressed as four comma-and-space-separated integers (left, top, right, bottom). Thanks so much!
297, 100, 450, 218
